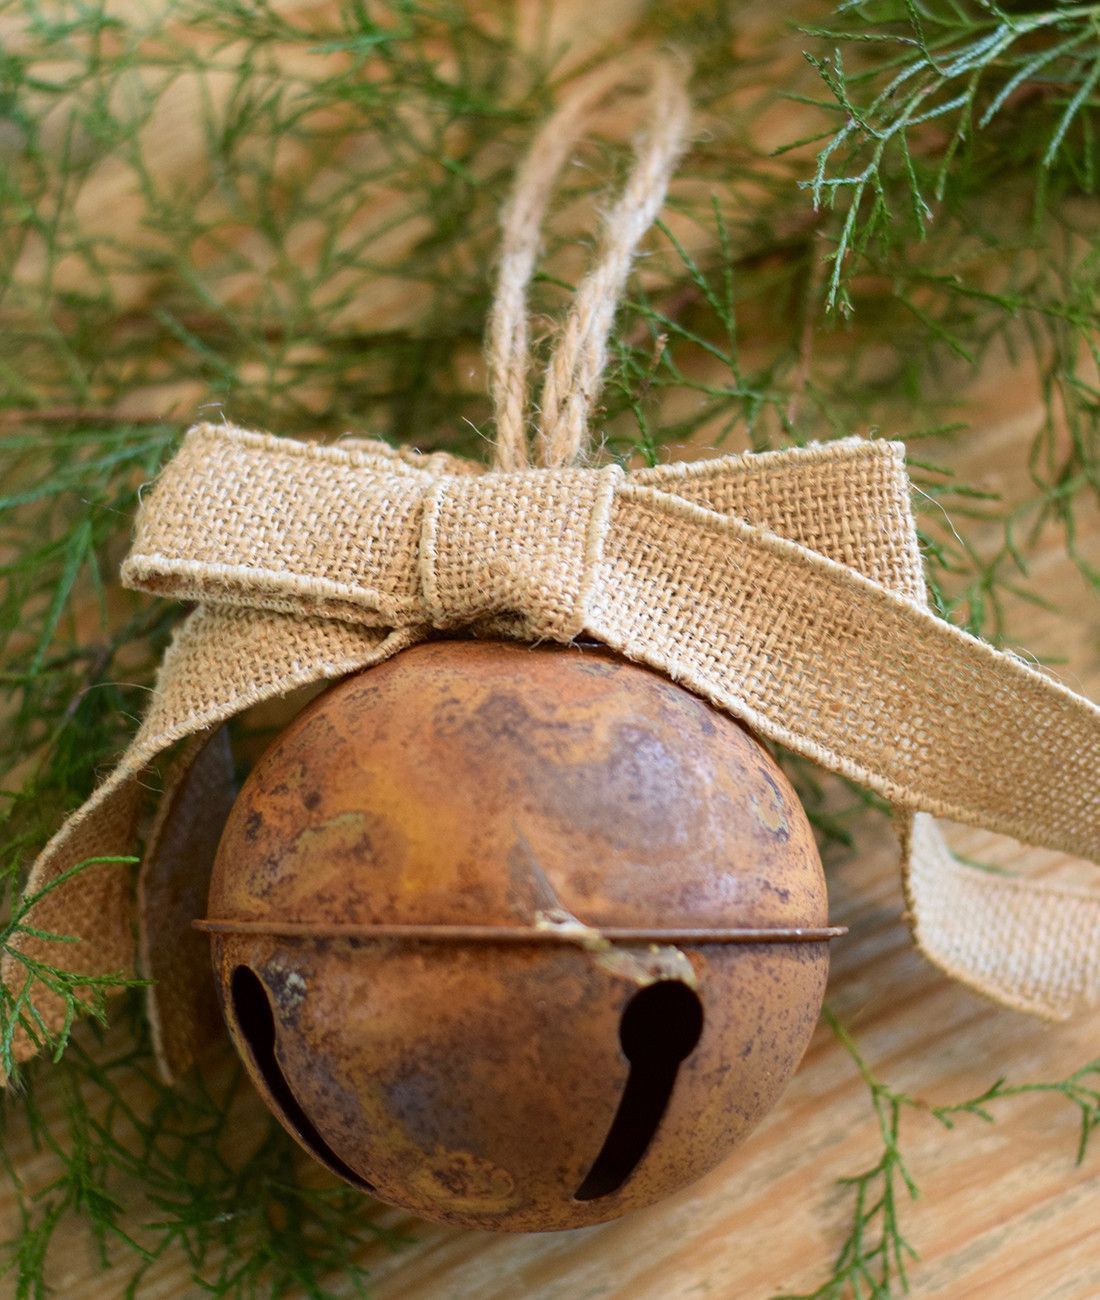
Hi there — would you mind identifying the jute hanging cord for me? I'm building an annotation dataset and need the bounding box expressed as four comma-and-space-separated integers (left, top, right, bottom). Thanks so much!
6, 52, 1100, 1083
487, 53, 691, 471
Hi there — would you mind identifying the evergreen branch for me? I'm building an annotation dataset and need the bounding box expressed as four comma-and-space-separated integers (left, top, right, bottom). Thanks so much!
0, 857, 141, 1078
799, 2, 1100, 311
777, 1009, 1100, 1299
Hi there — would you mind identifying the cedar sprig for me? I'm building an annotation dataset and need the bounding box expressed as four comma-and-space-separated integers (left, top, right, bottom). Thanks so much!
792, 1, 1100, 313
0, 1021, 409, 1299
0, 857, 140, 1080
787, 3, 1100, 613
777, 1009, 1100, 1299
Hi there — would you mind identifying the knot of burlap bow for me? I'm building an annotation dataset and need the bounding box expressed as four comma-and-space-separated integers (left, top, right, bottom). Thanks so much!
6, 55, 1100, 1082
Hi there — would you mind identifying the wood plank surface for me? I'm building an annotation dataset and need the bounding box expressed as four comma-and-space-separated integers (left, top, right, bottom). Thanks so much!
2, 2, 1098, 1296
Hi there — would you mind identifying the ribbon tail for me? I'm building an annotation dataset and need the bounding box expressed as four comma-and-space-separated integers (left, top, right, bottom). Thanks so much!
902, 812, 1100, 1020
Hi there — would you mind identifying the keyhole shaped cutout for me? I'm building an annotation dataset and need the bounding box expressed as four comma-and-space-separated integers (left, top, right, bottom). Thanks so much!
574, 979, 704, 1201
230, 965, 374, 1191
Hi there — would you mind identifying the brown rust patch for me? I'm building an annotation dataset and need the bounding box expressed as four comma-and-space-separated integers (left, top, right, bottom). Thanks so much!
751, 772, 790, 837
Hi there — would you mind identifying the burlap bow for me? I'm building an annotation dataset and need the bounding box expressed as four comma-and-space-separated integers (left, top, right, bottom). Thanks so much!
6, 55, 1100, 1083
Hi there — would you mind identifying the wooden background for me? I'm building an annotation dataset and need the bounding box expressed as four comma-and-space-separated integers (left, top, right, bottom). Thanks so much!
2, 1, 1098, 1296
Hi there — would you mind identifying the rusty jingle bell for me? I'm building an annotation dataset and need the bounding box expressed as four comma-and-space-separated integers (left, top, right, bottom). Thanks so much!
198, 639, 842, 1231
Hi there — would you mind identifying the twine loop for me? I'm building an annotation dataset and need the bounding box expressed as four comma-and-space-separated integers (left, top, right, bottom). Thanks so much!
487, 53, 690, 472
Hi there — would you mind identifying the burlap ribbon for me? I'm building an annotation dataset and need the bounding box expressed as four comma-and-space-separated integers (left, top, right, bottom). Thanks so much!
5, 55, 1100, 1081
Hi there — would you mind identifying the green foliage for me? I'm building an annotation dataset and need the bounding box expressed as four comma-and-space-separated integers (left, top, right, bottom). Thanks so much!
778, 1010, 1100, 1300
1, 1016, 406, 1298
790, 0, 1100, 619
0, 0, 1097, 1295
795, 2, 1100, 311
0, 857, 140, 1080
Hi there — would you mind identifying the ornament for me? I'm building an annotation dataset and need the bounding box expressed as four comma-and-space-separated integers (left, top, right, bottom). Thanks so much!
6, 51, 1099, 1239
199, 640, 837, 1230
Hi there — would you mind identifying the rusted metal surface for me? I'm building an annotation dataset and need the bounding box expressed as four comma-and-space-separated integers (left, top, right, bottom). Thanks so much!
206, 639, 834, 1232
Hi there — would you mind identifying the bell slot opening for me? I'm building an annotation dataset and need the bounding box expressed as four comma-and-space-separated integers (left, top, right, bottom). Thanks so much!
574, 979, 704, 1202
230, 964, 374, 1191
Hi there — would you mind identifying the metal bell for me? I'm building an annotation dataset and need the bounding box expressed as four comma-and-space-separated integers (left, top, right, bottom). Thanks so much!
199, 640, 840, 1231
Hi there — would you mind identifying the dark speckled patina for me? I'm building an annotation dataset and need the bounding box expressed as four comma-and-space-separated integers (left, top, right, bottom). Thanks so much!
205, 640, 833, 1232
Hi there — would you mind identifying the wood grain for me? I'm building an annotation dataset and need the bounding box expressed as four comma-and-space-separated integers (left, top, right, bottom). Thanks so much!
2, 1, 1098, 1295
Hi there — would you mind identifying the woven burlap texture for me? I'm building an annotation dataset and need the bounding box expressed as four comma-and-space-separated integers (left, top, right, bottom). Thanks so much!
4, 52, 1099, 1080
